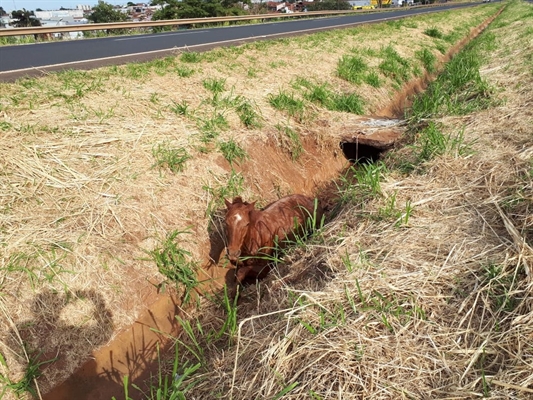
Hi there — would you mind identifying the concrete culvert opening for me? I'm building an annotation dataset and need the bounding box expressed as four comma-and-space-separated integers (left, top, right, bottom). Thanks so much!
340, 141, 387, 163
336, 116, 406, 164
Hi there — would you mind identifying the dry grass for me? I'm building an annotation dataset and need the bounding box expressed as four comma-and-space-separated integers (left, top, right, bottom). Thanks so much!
0, 3, 520, 399
176, 3, 532, 399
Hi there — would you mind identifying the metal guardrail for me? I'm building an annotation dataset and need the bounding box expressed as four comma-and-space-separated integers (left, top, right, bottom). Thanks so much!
0, 10, 369, 37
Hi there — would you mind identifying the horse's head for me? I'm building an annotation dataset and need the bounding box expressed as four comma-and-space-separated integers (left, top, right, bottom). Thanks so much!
224, 197, 255, 264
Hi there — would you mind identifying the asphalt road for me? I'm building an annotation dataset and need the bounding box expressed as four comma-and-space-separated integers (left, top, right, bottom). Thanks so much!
0, 2, 486, 80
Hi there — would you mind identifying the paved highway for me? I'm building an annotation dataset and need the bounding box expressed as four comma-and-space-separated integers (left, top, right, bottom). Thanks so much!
0, 3, 485, 80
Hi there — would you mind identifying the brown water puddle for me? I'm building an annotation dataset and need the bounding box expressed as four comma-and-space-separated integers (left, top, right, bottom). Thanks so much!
42, 8, 503, 400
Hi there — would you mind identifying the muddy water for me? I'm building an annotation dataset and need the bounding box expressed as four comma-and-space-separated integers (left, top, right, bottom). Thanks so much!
42, 9, 503, 400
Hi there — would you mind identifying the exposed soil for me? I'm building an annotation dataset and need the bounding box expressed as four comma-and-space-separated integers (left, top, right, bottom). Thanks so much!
35, 9, 506, 399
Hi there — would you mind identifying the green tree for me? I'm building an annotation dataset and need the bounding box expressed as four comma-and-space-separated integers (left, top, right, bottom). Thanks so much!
153, 0, 209, 19
307, 0, 351, 11
0, 6, 7, 28
87, 1, 129, 23
11, 9, 42, 27
152, 0, 245, 21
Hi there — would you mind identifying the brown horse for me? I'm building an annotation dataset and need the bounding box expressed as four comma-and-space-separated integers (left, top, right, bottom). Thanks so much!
224, 194, 323, 284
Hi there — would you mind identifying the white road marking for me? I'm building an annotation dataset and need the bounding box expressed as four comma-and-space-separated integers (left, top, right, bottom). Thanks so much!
1, 12, 439, 77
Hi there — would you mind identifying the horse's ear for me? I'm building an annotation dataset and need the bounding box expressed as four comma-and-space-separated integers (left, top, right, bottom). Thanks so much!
224, 198, 232, 208
250, 201, 257, 208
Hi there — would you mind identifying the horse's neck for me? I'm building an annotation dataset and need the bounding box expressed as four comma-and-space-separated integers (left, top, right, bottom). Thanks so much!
243, 209, 268, 253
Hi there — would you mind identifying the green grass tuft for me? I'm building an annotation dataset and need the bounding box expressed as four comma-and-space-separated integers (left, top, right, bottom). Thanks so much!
268, 91, 305, 119
152, 143, 191, 173
0, 349, 57, 399
337, 54, 369, 84
218, 139, 248, 165
235, 98, 263, 128
203, 77, 226, 94
424, 27, 443, 39
294, 78, 365, 114
416, 47, 438, 74
181, 52, 204, 63
330, 92, 365, 114
379, 45, 412, 84
147, 229, 198, 304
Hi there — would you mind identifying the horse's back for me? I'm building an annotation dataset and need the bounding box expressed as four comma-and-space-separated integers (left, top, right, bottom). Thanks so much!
262, 194, 323, 232
264, 194, 317, 211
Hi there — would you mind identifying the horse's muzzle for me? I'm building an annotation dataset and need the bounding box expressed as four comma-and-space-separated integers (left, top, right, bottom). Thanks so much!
227, 248, 241, 263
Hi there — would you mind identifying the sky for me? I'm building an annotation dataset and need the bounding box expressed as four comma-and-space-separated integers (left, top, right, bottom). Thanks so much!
0, 0, 98, 12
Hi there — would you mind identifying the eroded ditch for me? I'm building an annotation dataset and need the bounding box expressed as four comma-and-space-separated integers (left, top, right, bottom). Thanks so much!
41, 9, 503, 400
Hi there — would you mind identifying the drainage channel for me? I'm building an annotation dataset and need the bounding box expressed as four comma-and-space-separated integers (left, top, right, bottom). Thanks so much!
41, 119, 407, 400
42, 8, 503, 400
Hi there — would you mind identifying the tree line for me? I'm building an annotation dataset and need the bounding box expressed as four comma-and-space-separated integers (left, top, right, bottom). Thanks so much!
0, 0, 353, 29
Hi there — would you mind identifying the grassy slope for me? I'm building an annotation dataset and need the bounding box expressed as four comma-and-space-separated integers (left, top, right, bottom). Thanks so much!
1, 2, 526, 398
171, 2, 532, 399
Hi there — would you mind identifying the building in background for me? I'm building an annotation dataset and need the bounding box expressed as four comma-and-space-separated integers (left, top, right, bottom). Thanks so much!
34, 9, 87, 39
